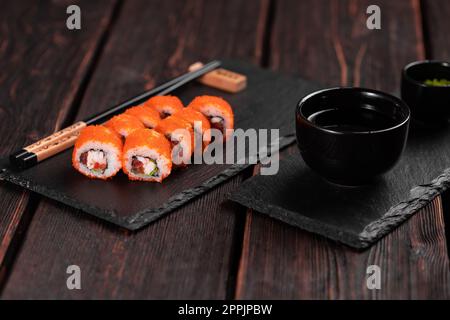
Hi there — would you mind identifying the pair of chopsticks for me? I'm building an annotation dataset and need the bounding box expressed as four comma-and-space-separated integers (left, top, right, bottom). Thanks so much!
10, 60, 222, 169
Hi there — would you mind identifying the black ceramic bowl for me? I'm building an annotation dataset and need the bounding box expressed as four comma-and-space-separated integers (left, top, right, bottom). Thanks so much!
295, 87, 410, 186
401, 60, 450, 126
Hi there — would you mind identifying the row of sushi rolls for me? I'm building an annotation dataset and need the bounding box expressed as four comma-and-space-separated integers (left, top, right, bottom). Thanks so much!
72, 95, 234, 182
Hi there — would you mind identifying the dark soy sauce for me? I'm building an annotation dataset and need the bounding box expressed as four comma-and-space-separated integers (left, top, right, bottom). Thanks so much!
307, 107, 397, 132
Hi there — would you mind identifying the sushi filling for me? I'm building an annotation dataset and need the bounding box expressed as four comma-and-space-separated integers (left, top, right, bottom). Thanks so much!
80, 150, 107, 174
209, 116, 225, 133
166, 134, 184, 158
161, 111, 171, 119
131, 156, 159, 176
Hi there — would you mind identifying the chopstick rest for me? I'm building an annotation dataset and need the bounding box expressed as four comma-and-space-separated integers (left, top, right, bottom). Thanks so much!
189, 62, 247, 93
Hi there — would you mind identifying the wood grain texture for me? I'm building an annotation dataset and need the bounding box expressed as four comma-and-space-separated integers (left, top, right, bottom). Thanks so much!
0, 0, 118, 284
422, 0, 450, 60
235, 0, 450, 299
1, 0, 269, 299
237, 195, 449, 299
422, 0, 450, 264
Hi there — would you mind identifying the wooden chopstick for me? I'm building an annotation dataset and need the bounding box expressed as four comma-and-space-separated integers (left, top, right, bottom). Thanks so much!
9, 60, 222, 169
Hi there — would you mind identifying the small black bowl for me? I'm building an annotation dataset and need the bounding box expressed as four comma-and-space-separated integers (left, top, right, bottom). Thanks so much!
401, 60, 450, 126
295, 87, 410, 186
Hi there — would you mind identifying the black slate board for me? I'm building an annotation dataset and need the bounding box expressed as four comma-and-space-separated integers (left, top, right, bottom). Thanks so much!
229, 125, 450, 249
0, 60, 320, 230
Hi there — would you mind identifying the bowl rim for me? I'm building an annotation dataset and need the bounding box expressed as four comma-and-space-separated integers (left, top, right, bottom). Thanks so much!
296, 87, 411, 135
402, 60, 450, 88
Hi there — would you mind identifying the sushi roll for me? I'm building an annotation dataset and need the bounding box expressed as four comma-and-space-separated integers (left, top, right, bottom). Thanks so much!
155, 116, 194, 166
125, 105, 161, 129
144, 95, 184, 119
173, 107, 211, 148
122, 129, 172, 182
104, 113, 145, 138
187, 96, 234, 140
72, 125, 123, 179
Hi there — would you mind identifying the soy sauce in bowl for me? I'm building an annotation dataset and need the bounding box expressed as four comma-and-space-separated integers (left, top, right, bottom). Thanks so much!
307, 107, 397, 133
295, 87, 410, 186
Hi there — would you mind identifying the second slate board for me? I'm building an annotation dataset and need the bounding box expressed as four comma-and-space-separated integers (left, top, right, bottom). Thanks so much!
0, 60, 320, 229
229, 127, 450, 249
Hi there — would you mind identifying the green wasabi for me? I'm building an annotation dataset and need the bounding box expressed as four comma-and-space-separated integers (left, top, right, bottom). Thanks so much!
423, 78, 450, 86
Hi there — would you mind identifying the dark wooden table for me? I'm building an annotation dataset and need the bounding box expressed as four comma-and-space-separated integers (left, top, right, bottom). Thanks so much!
0, 0, 449, 299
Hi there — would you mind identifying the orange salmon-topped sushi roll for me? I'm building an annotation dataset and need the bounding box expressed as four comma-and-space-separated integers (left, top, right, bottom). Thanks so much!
125, 105, 161, 129
122, 129, 172, 182
173, 107, 211, 149
155, 116, 194, 166
187, 95, 234, 140
104, 113, 145, 138
72, 125, 123, 180
144, 95, 184, 119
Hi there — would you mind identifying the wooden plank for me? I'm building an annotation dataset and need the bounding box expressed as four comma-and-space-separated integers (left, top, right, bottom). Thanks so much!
235, 0, 450, 299
237, 195, 449, 299
422, 0, 450, 261
0, 0, 118, 285
422, 0, 450, 59
1, 0, 269, 299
